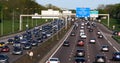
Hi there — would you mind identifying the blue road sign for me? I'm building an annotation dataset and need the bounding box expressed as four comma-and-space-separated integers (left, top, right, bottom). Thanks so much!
76, 8, 90, 17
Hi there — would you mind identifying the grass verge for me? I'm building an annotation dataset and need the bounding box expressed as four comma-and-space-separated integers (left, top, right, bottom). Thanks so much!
0, 19, 51, 37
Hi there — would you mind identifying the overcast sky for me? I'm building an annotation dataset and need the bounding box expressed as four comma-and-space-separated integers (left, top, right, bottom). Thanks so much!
36, 0, 120, 9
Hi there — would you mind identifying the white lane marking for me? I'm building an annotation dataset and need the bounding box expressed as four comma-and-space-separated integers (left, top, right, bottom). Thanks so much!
97, 27, 119, 52
45, 26, 74, 62
113, 46, 119, 52
108, 41, 112, 46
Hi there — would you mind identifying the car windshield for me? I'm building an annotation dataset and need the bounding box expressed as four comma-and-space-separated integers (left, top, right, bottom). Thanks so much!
0, 55, 7, 60
75, 58, 85, 62
50, 58, 58, 61
14, 47, 21, 51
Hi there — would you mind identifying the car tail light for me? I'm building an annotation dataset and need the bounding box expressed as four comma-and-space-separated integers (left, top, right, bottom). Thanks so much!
47, 62, 50, 63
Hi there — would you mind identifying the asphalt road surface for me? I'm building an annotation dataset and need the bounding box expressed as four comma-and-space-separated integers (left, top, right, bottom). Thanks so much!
51, 20, 120, 63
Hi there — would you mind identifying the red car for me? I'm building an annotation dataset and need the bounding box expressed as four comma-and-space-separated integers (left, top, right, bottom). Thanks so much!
77, 40, 84, 46
0, 46, 10, 52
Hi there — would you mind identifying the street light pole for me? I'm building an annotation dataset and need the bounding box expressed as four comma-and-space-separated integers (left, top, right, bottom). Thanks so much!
0, 9, 3, 35
12, 9, 15, 33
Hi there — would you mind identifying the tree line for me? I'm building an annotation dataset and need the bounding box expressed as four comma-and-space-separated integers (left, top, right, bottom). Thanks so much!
97, 3, 120, 19
0, 0, 61, 20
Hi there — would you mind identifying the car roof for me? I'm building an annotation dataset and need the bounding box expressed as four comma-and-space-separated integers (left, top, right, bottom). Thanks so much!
49, 58, 59, 61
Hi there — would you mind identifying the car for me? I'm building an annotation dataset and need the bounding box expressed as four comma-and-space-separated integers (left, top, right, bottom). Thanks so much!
87, 26, 91, 29
7, 38, 14, 44
47, 58, 60, 63
0, 46, 10, 52
0, 42, 5, 48
89, 28, 93, 32
0, 54, 9, 63
98, 34, 103, 39
76, 49, 85, 57
81, 23, 85, 26
101, 45, 109, 52
89, 38, 96, 44
70, 32, 75, 36
23, 43, 32, 50
13, 41, 21, 47
14, 35, 20, 41
112, 52, 120, 61
63, 41, 70, 47
80, 29, 84, 33
36, 37, 43, 43
12, 47, 23, 55
80, 26, 84, 29
95, 54, 106, 63
30, 40, 38, 46
75, 57, 85, 63
20, 38, 28, 44
80, 34, 87, 39
112, 31, 118, 35
97, 31, 101, 35
77, 40, 84, 46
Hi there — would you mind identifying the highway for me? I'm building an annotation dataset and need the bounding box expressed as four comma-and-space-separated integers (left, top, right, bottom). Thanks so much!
0, 20, 65, 63
48, 20, 120, 63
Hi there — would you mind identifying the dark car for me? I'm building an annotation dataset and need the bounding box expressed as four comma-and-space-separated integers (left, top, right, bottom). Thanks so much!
75, 57, 85, 63
98, 34, 103, 39
89, 28, 93, 32
112, 52, 120, 61
30, 40, 38, 46
76, 49, 85, 57
113, 31, 118, 35
37, 37, 43, 43
12, 47, 23, 55
23, 43, 32, 50
95, 54, 106, 63
13, 41, 21, 47
1, 46, 10, 52
14, 35, 20, 41
63, 41, 70, 47
7, 38, 14, 44
70, 32, 75, 36
20, 38, 28, 44
0, 54, 9, 63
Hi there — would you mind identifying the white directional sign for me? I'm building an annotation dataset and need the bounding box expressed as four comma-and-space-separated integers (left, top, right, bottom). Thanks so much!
41, 9, 60, 19
90, 11, 99, 17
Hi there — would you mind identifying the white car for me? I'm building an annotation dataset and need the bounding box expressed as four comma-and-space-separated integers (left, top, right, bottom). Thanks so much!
89, 38, 96, 44
81, 23, 85, 26
47, 58, 60, 63
101, 45, 109, 52
80, 26, 84, 29
80, 29, 84, 33
97, 31, 101, 35
80, 34, 87, 39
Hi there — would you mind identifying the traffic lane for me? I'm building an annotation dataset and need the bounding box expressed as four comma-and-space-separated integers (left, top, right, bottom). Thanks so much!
96, 23, 112, 35
2, 27, 63, 63
94, 26, 120, 63
85, 28, 102, 63
52, 24, 80, 63
97, 24, 120, 51
96, 23, 120, 51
